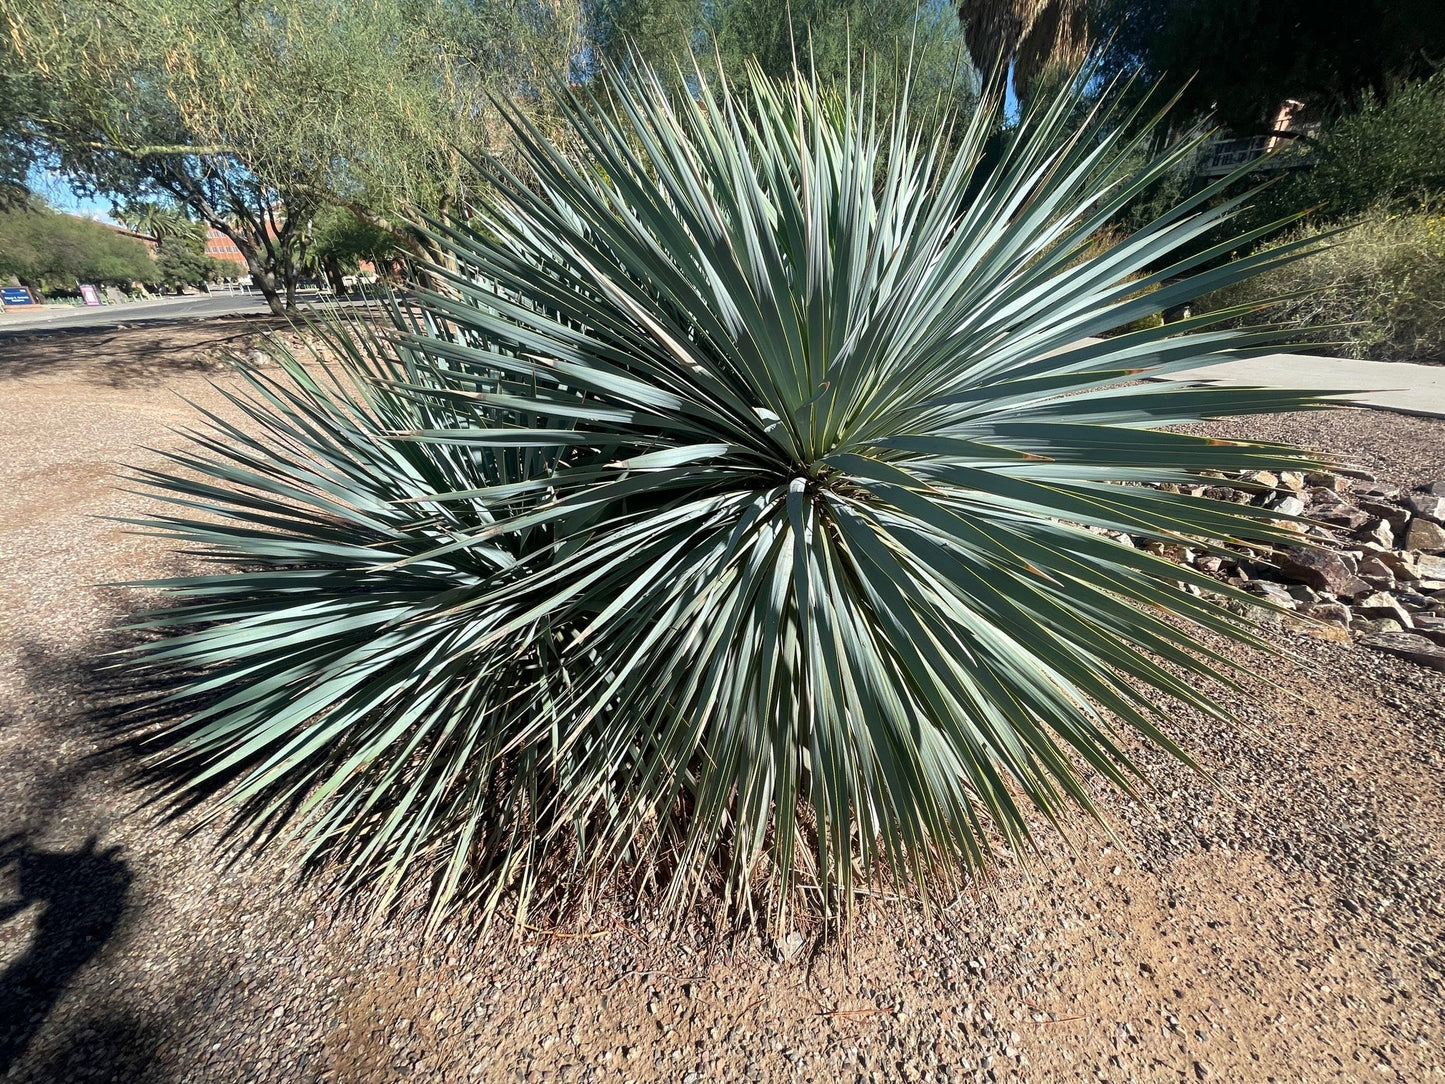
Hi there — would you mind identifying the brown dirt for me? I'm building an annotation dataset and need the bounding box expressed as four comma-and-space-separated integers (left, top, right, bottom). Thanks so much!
1, 338, 1443, 1083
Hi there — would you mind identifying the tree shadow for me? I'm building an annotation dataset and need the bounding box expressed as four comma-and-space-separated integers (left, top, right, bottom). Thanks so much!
0, 835, 133, 1075
0, 314, 292, 386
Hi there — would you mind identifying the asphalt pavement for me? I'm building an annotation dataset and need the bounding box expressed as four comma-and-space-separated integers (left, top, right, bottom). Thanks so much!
0, 294, 274, 334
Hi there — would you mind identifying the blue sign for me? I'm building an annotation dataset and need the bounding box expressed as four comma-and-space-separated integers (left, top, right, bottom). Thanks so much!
1, 286, 34, 306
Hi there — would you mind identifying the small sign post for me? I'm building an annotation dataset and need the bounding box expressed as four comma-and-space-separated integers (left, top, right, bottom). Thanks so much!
79, 284, 102, 306
0, 286, 35, 309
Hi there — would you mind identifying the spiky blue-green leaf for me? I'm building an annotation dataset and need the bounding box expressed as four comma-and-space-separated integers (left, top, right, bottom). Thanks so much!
128, 57, 1334, 931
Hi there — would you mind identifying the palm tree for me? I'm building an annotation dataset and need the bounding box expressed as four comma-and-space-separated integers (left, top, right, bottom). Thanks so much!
112, 201, 204, 246
959, 0, 1092, 101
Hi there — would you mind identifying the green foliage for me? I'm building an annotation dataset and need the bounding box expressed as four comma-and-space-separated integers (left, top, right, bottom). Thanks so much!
0, 0, 586, 312
587, 0, 709, 74
0, 200, 157, 292
1204, 205, 1445, 363
591, 0, 975, 113
1288, 73, 1445, 220
305, 206, 404, 292
310, 208, 401, 268
154, 236, 222, 291
132, 61, 1332, 931
116, 201, 207, 245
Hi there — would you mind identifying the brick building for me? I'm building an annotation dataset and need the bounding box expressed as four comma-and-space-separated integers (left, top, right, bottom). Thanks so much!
205, 228, 250, 269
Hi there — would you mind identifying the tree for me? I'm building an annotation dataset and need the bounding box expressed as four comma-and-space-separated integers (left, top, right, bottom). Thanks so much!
589, 0, 976, 114
587, 0, 708, 76
154, 237, 223, 293
0, 199, 158, 293
114, 202, 207, 246
2, 0, 328, 314
1091, 0, 1445, 132
132, 59, 1331, 930
958, 0, 1090, 102
0, 0, 586, 314
307, 207, 402, 295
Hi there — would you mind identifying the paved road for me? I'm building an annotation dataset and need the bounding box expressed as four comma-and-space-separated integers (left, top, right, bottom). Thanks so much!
0, 294, 274, 334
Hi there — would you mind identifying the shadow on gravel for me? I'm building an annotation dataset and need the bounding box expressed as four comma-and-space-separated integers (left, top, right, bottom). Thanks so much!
12, 1009, 172, 1084
0, 630, 195, 1080
0, 836, 133, 1074
0, 315, 288, 387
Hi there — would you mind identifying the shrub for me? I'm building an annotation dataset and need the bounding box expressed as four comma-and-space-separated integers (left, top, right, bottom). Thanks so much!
0, 199, 158, 293
154, 237, 223, 292
131, 61, 1331, 931
1242, 70, 1445, 233
1203, 205, 1445, 363
1296, 72, 1445, 219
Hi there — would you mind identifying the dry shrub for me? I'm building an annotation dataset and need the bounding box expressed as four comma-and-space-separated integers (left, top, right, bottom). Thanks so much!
1205, 205, 1445, 363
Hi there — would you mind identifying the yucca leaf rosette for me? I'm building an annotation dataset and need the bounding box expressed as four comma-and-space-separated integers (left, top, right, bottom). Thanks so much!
131, 60, 1332, 929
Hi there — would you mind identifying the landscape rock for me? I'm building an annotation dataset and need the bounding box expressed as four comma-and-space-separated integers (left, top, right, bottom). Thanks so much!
1359, 631, 1445, 672
1394, 590, 1435, 611
1355, 482, 1403, 502
1353, 592, 1414, 629
1277, 470, 1306, 491
1360, 518, 1393, 549
1302, 601, 1350, 629
1358, 497, 1410, 529
1405, 518, 1445, 554
1409, 616, 1445, 648
1145, 541, 1193, 563
1268, 495, 1305, 517
1356, 555, 1396, 581
1275, 548, 1372, 599
1213, 486, 1254, 505
1376, 550, 1423, 581
1354, 617, 1405, 635
1239, 470, 1279, 490
1248, 582, 1297, 608
1309, 499, 1373, 531
1304, 471, 1347, 492
1406, 493, 1445, 524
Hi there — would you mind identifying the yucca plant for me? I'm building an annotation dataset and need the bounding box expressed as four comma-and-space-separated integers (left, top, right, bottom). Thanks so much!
129, 57, 1334, 933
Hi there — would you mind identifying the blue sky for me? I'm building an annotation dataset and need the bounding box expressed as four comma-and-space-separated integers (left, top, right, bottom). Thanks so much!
26, 164, 116, 223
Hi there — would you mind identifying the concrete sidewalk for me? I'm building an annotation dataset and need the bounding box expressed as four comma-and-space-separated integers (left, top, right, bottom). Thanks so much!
1159, 352, 1445, 418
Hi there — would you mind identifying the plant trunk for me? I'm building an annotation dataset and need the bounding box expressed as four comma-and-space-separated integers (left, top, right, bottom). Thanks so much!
322, 255, 346, 296
283, 259, 299, 314
249, 264, 287, 317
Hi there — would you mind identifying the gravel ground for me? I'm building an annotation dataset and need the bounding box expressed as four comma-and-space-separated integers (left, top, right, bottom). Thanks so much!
1178, 409, 1445, 492
1, 348, 1443, 1083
